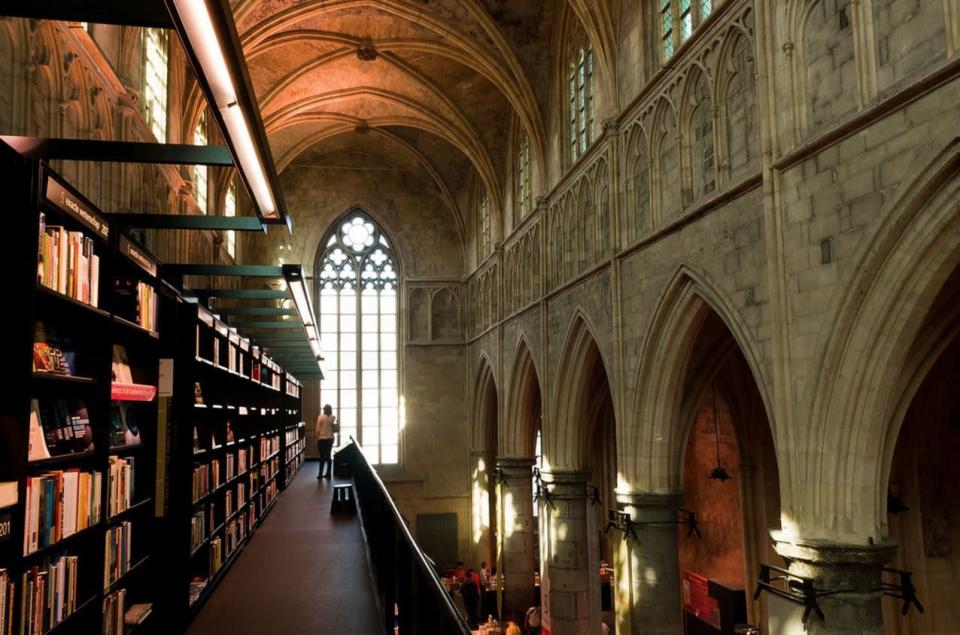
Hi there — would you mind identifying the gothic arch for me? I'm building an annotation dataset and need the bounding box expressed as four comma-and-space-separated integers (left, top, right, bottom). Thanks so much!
808, 140, 960, 542
631, 267, 775, 493
548, 312, 616, 469
503, 338, 543, 458
472, 354, 499, 452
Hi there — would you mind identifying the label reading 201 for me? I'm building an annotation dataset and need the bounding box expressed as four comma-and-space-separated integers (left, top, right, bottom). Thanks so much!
0, 513, 11, 542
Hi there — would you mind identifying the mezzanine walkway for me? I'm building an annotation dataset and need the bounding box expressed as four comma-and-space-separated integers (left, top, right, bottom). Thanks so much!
188, 465, 381, 634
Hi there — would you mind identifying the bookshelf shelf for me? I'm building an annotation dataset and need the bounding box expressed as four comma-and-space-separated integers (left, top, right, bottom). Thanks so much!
107, 497, 153, 524
112, 315, 160, 341
105, 555, 152, 595
35, 285, 111, 320
31, 372, 96, 384
46, 593, 98, 635
108, 443, 145, 456
27, 450, 98, 470
22, 521, 102, 561
110, 382, 158, 402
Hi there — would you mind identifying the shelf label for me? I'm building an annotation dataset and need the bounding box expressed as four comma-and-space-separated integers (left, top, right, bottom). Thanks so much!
0, 512, 11, 543
158, 358, 174, 397
45, 176, 110, 240
118, 235, 159, 277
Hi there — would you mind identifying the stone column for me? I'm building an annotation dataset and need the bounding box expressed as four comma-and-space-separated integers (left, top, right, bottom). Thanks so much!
773, 535, 897, 634
471, 449, 495, 567
539, 470, 602, 635
496, 457, 537, 619
614, 492, 683, 634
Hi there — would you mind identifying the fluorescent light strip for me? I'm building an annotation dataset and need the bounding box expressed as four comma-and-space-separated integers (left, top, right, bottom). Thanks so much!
173, 0, 278, 219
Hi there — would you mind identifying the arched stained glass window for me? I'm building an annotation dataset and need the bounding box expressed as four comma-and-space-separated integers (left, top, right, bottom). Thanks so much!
318, 213, 399, 465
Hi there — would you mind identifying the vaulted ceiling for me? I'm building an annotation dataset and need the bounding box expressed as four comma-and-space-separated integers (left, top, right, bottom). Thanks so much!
231, 0, 571, 245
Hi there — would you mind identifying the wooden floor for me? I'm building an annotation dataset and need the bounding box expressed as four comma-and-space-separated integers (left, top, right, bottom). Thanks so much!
187, 464, 382, 634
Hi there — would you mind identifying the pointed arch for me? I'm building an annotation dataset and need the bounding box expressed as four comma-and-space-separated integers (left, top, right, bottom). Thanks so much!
808, 140, 960, 542
472, 353, 500, 452
548, 312, 616, 469
503, 338, 543, 458
630, 267, 775, 494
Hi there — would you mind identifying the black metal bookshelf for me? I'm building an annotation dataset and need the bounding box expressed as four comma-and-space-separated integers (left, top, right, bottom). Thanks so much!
155, 301, 303, 631
0, 141, 307, 634
0, 142, 166, 634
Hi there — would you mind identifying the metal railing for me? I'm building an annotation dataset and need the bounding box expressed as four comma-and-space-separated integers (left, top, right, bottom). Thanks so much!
335, 439, 471, 635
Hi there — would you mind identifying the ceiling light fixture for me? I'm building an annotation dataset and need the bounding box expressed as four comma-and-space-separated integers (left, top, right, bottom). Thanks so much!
282, 264, 323, 364
166, 0, 283, 225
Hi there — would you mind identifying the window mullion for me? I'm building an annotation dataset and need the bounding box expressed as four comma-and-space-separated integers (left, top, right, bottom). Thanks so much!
355, 272, 362, 447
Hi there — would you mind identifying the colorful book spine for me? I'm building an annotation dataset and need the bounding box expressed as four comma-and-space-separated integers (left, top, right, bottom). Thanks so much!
36, 224, 99, 308
17, 555, 79, 635
102, 589, 125, 635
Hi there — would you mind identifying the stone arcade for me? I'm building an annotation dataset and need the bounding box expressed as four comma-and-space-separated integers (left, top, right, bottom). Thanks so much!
1, 0, 958, 632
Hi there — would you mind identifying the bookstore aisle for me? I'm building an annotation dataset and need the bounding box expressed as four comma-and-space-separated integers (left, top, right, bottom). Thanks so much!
186, 467, 381, 635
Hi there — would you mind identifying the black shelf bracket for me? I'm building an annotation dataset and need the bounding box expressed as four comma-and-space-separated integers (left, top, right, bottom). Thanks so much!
107, 213, 266, 232
880, 567, 924, 616
753, 563, 831, 624
605, 510, 639, 543
0, 136, 233, 166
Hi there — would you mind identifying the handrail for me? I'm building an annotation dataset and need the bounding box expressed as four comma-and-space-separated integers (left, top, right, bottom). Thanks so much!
337, 438, 471, 634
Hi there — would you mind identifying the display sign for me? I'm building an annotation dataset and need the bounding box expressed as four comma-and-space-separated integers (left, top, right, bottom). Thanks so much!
45, 175, 110, 240
683, 571, 721, 629
118, 234, 159, 277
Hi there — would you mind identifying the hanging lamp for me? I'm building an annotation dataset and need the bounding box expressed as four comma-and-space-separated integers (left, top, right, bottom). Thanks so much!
708, 381, 731, 481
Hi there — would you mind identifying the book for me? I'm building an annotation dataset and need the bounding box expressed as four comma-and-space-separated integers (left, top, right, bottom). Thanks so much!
124, 603, 152, 626
0, 568, 13, 635
23, 470, 102, 554
102, 589, 125, 635
32, 322, 77, 376
37, 224, 99, 307
18, 554, 79, 634
109, 404, 142, 448
111, 345, 133, 384
27, 400, 50, 461
0, 482, 16, 509
33, 398, 94, 459
108, 456, 135, 517
103, 521, 132, 587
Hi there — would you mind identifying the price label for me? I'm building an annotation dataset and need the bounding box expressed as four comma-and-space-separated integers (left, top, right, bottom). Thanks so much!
0, 512, 12, 542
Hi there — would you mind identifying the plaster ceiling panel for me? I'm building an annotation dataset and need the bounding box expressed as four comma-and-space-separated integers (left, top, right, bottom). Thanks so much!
257, 54, 464, 131
478, 0, 558, 111
255, 7, 441, 43
397, 51, 510, 185
383, 125, 475, 203
246, 39, 344, 100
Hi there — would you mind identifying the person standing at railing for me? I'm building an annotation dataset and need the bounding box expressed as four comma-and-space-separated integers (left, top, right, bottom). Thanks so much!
316, 404, 338, 480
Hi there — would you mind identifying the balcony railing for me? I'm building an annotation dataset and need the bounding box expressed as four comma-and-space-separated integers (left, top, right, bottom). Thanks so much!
335, 439, 471, 635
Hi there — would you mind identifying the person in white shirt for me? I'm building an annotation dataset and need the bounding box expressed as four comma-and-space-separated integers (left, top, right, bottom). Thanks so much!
316, 404, 337, 479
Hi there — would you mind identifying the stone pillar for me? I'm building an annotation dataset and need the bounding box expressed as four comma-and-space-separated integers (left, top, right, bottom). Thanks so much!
773, 536, 897, 634
540, 470, 602, 635
614, 493, 683, 634
471, 449, 495, 567
496, 457, 537, 619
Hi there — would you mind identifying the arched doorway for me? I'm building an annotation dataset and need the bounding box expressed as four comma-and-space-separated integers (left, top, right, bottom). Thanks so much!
883, 264, 960, 633
541, 317, 617, 633
472, 359, 499, 569
499, 341, 543, 618
675, 310, 780, 630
